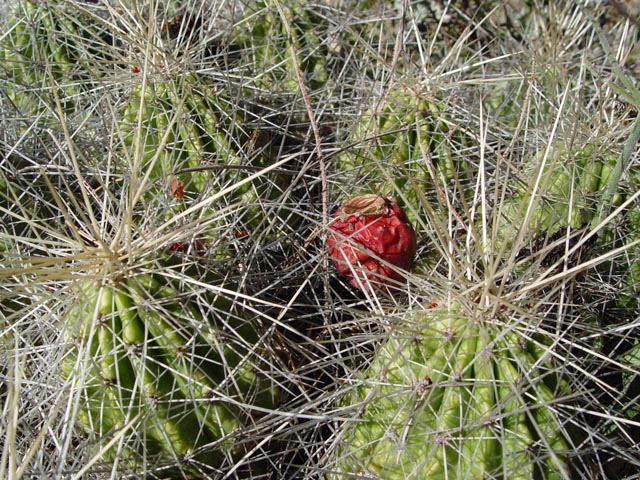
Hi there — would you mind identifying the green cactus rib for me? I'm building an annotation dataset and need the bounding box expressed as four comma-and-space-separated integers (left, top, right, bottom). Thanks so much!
117, 73, 295, 237
492, 144, 621, 257
332, 303, 572, 480
333, 85, 471, 225
229, 0, 327, 95
0, 1, 110, 120
61, 273, 279, 474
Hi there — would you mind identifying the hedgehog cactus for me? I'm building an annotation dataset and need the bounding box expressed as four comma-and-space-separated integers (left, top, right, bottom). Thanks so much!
492, 144, 621, 257
334, 85, 470, 224
117, 73, 295, 238
117, 74, 242, 201
332, 300, 571, 479
61, 271, 278, 475
231, 0, 327, 94
0, 1, 109, 121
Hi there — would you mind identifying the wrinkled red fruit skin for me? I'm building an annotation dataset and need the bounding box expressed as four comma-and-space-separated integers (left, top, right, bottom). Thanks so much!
327, 195, 417, 291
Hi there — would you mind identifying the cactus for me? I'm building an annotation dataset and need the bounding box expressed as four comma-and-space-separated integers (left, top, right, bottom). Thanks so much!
229, 0, 327, 95
61, 270, 279, 476
117, 74, 238, 202
0, 1, 110, 122
327, 135, 636, 478
332, 84, 471, 225
332, 300, 571, 480
490, 144, 622, 261
117, 72, 295, 242
3, 0, 640, 478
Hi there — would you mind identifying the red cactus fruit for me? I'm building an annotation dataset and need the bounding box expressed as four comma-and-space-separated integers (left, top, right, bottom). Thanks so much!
327, 194, 417, 291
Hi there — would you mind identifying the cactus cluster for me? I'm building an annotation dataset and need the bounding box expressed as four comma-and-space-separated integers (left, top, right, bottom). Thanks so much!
327, 135, 640, 479
2, 1, 640, 479
0, 0, 315, 475
332, 300, 571, 479
61, 271, 278, 475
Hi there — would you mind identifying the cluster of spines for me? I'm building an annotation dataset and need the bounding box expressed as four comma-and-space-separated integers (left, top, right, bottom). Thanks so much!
333, 301, 571, 479
61, 272, 279, 474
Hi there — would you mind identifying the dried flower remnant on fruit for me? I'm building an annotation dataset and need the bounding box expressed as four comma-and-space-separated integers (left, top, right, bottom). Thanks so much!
340, 194, 390, 217
327, 195, 417, 291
